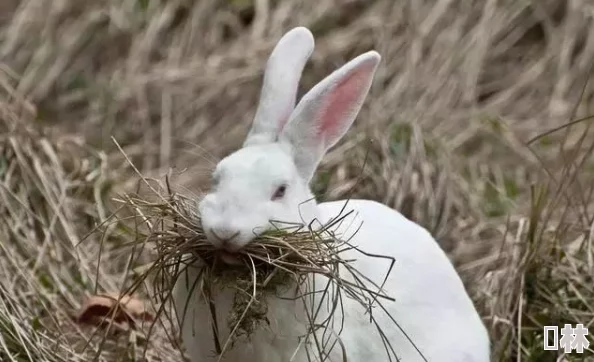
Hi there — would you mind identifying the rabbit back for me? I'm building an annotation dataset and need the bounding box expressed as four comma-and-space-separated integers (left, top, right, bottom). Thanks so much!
313, 199, 491, 362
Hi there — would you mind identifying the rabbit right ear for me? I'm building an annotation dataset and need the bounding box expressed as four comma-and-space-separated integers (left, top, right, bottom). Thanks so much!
243, 27, 315, 147
278, 51, 381, 182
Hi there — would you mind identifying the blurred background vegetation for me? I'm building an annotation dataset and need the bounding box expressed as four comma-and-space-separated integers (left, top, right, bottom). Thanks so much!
1, 0, 594, 361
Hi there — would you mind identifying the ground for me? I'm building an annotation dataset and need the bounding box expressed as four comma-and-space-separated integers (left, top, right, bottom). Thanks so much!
1, 0, 594, 361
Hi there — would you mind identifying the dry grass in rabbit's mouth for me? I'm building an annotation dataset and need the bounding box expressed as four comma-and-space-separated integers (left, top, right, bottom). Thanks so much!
117, 175, 396, 354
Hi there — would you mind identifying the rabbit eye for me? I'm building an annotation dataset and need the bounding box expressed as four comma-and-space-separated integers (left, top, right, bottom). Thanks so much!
272, 184, 287, 201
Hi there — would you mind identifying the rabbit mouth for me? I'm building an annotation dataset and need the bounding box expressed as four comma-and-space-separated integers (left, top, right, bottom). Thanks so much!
219, 251, 242, 265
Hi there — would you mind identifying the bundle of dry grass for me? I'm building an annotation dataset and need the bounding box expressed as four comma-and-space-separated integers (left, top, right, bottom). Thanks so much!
115, 175, 395, 354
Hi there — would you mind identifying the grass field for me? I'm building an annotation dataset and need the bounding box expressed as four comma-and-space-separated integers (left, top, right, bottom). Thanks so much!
1, 0, 594, 361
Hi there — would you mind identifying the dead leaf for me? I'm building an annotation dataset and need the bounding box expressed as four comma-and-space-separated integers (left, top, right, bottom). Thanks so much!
75, 294, 154, 330
111, 294, 154, 322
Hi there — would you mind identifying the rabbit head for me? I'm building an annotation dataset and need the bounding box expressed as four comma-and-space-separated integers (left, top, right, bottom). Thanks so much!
198, 27, 381, 253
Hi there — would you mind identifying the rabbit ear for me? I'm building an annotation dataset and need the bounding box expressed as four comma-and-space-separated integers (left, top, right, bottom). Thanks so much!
278, 51, 381, 182
243, 27, 315, 147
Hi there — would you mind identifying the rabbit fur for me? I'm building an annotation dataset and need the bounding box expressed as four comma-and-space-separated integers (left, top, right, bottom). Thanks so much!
174, 27, 491, 362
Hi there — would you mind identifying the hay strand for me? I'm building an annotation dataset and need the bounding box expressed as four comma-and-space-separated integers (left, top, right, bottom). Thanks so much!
107, 163, 405, 359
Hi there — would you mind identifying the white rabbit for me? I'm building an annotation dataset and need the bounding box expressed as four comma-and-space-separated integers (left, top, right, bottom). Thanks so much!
174, 27, 491, 362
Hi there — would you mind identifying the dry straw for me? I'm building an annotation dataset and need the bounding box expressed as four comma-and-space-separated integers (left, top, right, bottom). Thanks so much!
112, 154, 410, 360
0, 95, 178, 360
6, 1, 594, 359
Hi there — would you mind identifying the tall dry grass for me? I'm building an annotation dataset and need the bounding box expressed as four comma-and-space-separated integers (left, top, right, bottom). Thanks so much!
1, 0, 594, 361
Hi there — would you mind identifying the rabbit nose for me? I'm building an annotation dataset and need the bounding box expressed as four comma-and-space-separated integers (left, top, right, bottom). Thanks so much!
210, 228, 240, 250
211, 228, 239, 241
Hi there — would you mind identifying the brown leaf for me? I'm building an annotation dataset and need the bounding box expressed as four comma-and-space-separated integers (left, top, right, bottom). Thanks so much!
75, 294, 154, 330
113, 294, 154, 322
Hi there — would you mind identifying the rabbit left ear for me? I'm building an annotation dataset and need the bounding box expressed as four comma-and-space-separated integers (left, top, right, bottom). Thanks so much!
243, 27, 315, 147
278, 51, 381, 182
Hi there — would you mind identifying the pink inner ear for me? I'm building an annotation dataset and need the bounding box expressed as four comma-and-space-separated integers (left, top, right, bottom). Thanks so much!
315, 63, 373, 142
